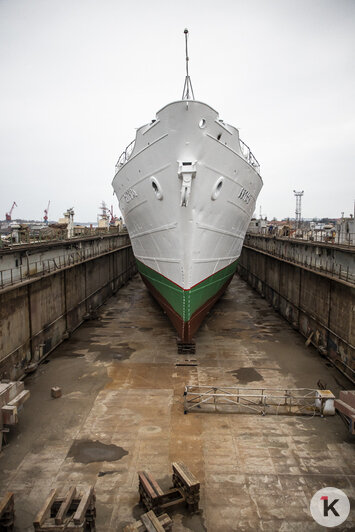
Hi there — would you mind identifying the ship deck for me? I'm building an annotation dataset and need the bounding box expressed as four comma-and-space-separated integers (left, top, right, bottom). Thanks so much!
0, 274, 354, 530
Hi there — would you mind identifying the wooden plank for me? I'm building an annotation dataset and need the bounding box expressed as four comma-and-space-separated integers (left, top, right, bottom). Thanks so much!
0, 382, 10, 392
9, 381, 24, 401
0, 492, 14, 517
1, 405, 17, 425
123, 513, 171, 532
146, 510, 165, 531
0, 381, 24, 405
141, 510, 165, 532
73, 486, 94, 525
0, 383, 15, 408
159, 514, 172, 529
139, 472, 156, 499
172, 462, 199, 488
33, 488, 57, 527
159, 496, 185, 509
340, 390, 355, 409
8, 389, 30, 408
138, 472, 163, 499
55, 486, 76, 525
147, 474, 164, 497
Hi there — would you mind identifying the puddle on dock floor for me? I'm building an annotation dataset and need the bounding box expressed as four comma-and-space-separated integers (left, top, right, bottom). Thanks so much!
68, 440, 128, 464
229, 367, 263, 383
0, 274, 354, 531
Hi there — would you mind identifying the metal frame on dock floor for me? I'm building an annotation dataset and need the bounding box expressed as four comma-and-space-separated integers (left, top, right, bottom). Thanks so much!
183, 385, 335, 416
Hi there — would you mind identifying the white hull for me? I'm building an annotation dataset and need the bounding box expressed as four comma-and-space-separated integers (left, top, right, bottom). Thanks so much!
112, 100, 263, 290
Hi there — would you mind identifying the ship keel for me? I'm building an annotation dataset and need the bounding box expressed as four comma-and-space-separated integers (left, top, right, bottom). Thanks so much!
138, 261, 236, 344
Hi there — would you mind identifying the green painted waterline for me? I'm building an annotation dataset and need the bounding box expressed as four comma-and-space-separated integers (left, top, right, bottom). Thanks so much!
136, 259, 237, 322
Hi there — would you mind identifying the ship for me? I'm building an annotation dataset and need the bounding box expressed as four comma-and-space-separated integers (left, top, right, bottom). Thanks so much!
112, 30, 263, 347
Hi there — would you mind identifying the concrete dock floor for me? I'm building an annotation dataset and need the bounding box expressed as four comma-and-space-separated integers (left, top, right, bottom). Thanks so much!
0, 274, 354, 531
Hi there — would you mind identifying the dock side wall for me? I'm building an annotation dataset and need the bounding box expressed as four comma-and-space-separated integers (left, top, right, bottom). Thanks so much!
0, 243, 136, 380
238, 245, 355, 381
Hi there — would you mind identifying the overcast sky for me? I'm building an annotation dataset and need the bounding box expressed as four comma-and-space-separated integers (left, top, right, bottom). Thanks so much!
1, 0, 354, 223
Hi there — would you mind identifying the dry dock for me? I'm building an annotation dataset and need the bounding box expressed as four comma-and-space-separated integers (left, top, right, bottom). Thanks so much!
0, 274, 354, 531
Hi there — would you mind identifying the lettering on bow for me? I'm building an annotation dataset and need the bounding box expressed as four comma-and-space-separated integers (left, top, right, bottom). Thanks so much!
238, 187, 251, 204
122, 188, 138, 203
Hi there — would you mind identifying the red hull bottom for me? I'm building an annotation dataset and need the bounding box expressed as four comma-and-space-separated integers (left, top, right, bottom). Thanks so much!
140, 274, 234, 343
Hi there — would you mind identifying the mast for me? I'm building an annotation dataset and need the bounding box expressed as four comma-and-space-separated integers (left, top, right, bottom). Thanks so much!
182, 28, 195, 100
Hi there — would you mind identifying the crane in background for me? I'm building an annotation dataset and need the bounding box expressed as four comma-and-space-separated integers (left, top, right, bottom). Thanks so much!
44, 201, 50, 225
108, 204, 118, 226
5, 201, 17, 221
100, 201, 118, 226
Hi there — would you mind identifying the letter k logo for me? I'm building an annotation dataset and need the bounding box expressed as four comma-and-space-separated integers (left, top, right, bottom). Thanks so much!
311, 487, 350, 526
321, 495, 340, 517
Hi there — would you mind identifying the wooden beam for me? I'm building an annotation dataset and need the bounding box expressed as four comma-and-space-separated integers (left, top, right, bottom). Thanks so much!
54, 486, 76, 525
141, 510, 165, 532
73, 486, 94, 525
0, 492, 14, 517
33, 489, 57, 527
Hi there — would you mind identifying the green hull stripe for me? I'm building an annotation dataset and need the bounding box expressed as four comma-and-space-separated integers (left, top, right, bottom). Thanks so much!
136, 259, 237, 322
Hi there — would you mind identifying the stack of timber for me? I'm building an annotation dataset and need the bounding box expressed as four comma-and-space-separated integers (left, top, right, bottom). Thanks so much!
335, 390, 355, 434
33, 486, 95, 531
138, 462, 200, 516
123, 510, 172, 532
0, 380, 30, 450
0, 492, 15, 531
172, 462, 200, 513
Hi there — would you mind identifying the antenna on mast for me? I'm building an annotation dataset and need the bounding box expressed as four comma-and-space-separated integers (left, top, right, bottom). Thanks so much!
182, 28, 195, 100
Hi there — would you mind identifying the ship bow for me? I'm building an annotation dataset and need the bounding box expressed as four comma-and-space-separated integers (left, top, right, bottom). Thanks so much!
137, 260, 237, 342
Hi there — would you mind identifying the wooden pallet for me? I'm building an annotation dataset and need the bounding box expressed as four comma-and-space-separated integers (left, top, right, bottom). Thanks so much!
138, 462, 200, 515
0, 492, 15, 531
138, 471, 165, 513
172, 462, 200, 513
33, 486, 95, 531
123, 510, 172, 531
0, 380, 30, 451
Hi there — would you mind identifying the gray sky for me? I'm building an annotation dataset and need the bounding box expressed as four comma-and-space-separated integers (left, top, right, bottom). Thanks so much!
1, 0, 354, 222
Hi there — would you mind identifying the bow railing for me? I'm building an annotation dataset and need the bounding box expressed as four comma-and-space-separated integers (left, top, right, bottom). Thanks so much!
115, 139, 135, 170
239, 138, 260, 170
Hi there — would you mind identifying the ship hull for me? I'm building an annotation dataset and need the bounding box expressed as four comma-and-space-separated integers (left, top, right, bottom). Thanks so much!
112, 100, 262, 342
138, 259, 236, 341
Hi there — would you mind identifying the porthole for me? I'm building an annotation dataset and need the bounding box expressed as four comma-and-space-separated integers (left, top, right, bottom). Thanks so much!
211, 177, 224, 200
199, 118, 206, 129
150, 177, 163, 200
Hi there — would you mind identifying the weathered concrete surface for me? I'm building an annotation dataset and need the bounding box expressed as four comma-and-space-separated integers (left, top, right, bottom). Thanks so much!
0, 275, 354, 531
238, 245, 355, 381
0, 232, 131, 286
0, 243, 136, 380
244, 233, 355, 284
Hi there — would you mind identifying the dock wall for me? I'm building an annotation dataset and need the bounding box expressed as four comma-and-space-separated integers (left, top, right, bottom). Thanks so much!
0, 234, 137, 380
238, 235, 355, 382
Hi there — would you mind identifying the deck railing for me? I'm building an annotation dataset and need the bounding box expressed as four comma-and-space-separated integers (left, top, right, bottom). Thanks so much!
115, 137, 260, 173
239, 138, 260, 170
115, 139, 135, 169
